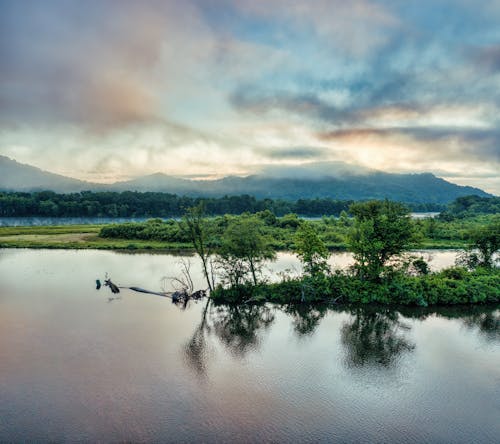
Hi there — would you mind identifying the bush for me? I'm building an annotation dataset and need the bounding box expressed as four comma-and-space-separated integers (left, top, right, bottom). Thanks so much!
211, 267, 500, 306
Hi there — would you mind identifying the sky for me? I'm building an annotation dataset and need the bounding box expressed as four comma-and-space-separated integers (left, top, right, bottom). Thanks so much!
0, 0, 499, 193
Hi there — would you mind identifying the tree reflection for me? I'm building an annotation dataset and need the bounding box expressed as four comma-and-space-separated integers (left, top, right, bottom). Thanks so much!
341, 307, 415, 368
461, 309, 499, 342
285, 304, 328, 336
183, 298, 212, 378
210, 304, 275, 357
183, 302, 276, 376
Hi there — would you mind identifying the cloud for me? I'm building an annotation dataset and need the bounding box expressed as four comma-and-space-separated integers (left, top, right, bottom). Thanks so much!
318, 127, 500, 162
256, 146, 328, 160
1, 0, 499, 194
0, 1, 170, 129
471, 44, 500, 73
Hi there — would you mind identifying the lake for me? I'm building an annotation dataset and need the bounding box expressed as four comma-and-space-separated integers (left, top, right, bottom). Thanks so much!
0, 249, 498, 443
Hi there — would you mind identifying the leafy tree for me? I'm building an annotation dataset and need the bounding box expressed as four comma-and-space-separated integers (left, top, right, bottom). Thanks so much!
180, 204, 216, 291
339, 210, 351, 227
458, 216, 500, 269
348, 200, 414, 281
293, 222, 329, 276
218, 215, 276, 286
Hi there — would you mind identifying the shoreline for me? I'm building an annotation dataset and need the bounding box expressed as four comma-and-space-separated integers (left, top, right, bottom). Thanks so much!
0, 230, 468, 251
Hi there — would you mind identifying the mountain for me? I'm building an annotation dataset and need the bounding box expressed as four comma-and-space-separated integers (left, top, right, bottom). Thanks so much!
0, 156, 492, 204
0, 156, 93, 192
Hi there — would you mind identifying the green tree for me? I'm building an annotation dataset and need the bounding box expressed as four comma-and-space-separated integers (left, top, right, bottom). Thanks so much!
218, 215, 276, 286
180, 204, 216, 291
293, 222, 330, 276
348, 200, 414, 281
458, 216, 500, 269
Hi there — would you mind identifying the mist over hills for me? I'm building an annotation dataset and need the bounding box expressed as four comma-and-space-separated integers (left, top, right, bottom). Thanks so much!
0, 155, 492, 204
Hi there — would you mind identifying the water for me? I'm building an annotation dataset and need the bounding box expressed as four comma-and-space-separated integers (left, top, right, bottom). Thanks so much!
0, 249, 498, 443
0, 212, 438, 226
0, 216, 166, 226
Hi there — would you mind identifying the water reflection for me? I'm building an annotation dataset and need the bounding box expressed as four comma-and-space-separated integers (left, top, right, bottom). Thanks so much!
182, 301, 499, 379
399, 305, 500, 343
340, 307, 415, 368
284, 304, 328, 336
183, 302, 276, 376
210, 304, 275, 357
183, 299, 212, 377
461, 309, 499, 342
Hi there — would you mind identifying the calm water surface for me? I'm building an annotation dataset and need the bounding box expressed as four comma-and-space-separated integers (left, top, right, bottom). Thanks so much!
0, 249, 498, 443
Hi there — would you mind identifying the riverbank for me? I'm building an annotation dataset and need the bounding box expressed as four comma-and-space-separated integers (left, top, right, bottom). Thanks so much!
0, 224, 468, 250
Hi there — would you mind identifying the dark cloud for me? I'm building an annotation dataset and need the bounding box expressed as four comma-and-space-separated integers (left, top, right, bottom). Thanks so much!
230, 88, 351, 124
471, 45, 500, 73
257, 146, 328, 160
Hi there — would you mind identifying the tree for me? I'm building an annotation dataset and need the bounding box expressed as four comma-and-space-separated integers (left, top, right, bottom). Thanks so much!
458, 216, 500, 269
293, 222, 329, 276
179, 204, 216, 291
218, 215, 276, 286
348, 200, 414, 281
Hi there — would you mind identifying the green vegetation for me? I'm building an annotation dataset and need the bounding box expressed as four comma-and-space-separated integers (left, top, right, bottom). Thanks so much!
0, 223, 190, 250
217, 215, 276, 286
1, 211, 497, 251
442, 195, 500, 218
0, 190, 444, 218
293, 222, 329, 276
0, 195, 498, 306
96, 212, 495, 251
457, 216, 500, 269
348, 200, 415, 281
211, 268, 500, 306
209, 200, 499, 306
179, 204, 217, 291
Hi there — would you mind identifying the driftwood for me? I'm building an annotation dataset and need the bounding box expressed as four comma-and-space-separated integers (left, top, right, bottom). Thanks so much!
127, 287, 169, 297
99, 277, 206, 304
104, 279, 120, 294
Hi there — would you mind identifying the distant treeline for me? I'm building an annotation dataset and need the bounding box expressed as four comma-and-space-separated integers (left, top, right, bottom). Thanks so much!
0, 190, 448, 218
439, 195, 500, 219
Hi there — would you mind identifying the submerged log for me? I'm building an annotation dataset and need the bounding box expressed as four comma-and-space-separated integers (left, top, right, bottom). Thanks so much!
104, 279, 120, 294
98, 278, 206, 302
127, 287, 169, 297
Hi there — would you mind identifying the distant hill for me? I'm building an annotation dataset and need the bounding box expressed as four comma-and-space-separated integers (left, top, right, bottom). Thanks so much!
0, 156, 492, 204
0, 156, 93, 192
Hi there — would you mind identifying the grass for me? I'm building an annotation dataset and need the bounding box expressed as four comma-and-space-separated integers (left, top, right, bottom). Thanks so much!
0, 223, 470, 251
0, 225, 191, 250
0, 224, 102, 235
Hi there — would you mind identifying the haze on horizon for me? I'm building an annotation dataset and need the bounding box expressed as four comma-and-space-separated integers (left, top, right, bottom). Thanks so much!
1, 0, 499, 194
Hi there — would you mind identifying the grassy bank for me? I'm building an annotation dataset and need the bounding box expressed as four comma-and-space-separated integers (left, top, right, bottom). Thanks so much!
0, 219, 476, 250
0, 225, 191, 250
0, 228, 467, 250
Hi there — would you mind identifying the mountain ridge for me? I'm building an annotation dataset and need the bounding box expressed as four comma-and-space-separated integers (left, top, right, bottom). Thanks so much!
0, 155, 492, 204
